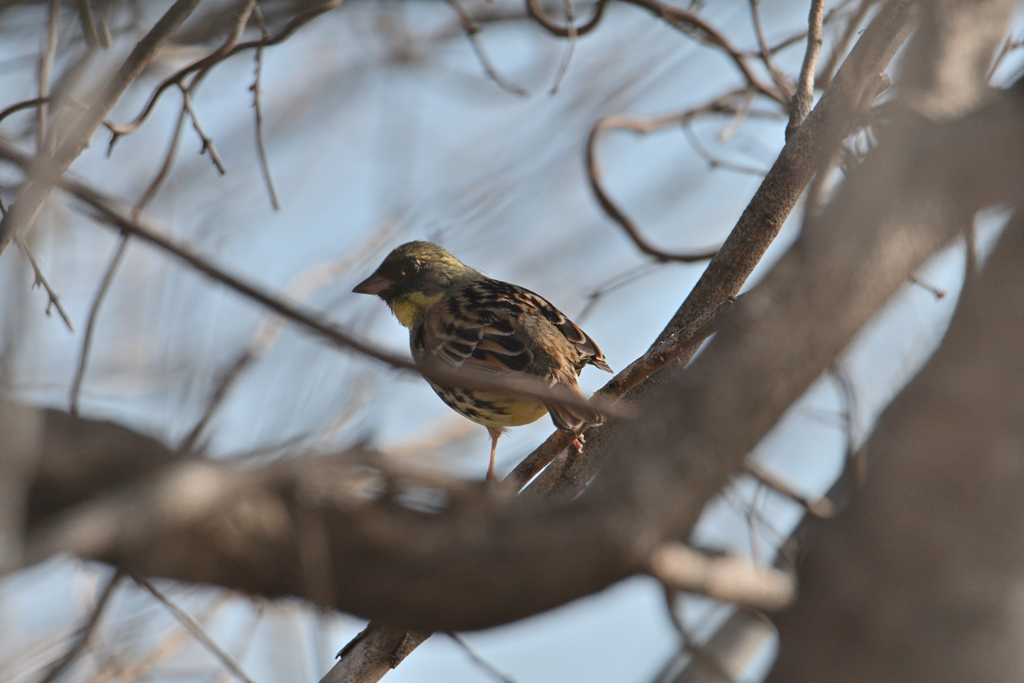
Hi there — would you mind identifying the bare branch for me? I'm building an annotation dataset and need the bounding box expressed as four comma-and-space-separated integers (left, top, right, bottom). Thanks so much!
525, 0, 607, 38
134, 576, 257, 683
0, 0, 205, 256
250, 6, 280, 211
550, 0, 578, 94
449, 0, 528, 96
0, 97, 50, 126
744, 460, 836, 519
182, 88, 227, 175
447, 633, 516, 683
37, 570, 123, 683
322, 623, 429, 683
105, 0, 346, 142
75, 0, 101, 48
37, 0, 59, 151
749, 0, 794, 103
70, 105, 189, 415
586, 109, 729, 263
13, 231, 74, 333
650, 543, 795, 611
536, 0, 922, 498
787, 0, 827, 139
514, 3, 917, 492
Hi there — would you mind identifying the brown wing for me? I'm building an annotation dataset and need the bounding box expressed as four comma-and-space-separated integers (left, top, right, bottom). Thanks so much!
517, 288, 613, 373
413, 278, 609, 431
419, 278, 611, 374
414, 280, 534, 375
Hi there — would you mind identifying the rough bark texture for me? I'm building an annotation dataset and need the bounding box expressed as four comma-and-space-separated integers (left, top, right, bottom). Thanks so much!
769, 212, 1024, 683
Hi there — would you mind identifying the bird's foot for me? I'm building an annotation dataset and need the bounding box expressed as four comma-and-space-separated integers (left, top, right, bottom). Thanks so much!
571, 432, 586, 453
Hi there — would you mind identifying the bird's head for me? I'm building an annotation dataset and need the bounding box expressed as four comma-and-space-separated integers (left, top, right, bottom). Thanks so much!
353, 241, 479, 328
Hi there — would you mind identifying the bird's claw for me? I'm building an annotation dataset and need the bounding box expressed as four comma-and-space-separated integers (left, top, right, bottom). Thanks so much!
571, 432, 586, 453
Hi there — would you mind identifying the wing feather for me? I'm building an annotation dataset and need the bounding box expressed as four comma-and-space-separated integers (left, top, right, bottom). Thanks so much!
414, 278, 610, 431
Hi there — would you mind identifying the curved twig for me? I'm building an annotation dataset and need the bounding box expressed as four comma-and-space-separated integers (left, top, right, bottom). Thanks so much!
0, 97, 50, 126
586, 111, 728, 263
525, 0, 607, 37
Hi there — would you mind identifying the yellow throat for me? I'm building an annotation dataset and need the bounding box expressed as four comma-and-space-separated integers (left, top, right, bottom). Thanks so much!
389, 290, 445, 329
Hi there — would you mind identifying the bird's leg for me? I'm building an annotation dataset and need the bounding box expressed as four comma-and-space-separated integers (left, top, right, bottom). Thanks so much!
487, 428, 501, 481
571, 431, 586, 453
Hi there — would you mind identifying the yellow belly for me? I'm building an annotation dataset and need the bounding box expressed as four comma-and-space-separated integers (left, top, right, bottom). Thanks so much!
503, 399, 549, 427
431, 384, 548, 429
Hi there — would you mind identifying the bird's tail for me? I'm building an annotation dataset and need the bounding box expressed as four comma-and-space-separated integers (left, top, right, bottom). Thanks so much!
546, 382, 604, 433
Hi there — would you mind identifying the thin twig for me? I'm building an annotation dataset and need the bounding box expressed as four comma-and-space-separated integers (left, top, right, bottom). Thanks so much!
38, 570, 124, 683
14, 232, 74, 332
575, 261, 661, 323
76, 0, 101, 48
816, 0, 871, 90
654, 587, 738, 683
526, 0, 606, 38
0, 0, 205, 257
89, 594, 227, 683
550, 0, 577, 94
181, 218, 399, 451
985, 31, 1022, 83
69, 236, 126, 415
105, 0, 260, 145
907, 274, 946, 299
830, 362, 865, 485
787, 0, 826, 139
623, 0, 783, 104
447, 634, 516, 683
448, 0, 527, 96
681, 121, 769, 176
749, 0, 793, 103
716, 88, 757, 142
747, 483, 767, 565
69, 105, 189, 415
744, 460, 835, 518
134, 576, 258, 683
210, 603, 266, 683
0, 97, 50, 126
38, 0, 60, 151
182, 88, 226, 175
250, 6, 280, 210
105, 0, 344, 141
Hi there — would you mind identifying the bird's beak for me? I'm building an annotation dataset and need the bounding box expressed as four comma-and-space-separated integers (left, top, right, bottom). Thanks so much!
352, 272, 392, 295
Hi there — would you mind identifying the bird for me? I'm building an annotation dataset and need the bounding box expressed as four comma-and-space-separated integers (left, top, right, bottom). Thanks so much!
353, 241, 612, 480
